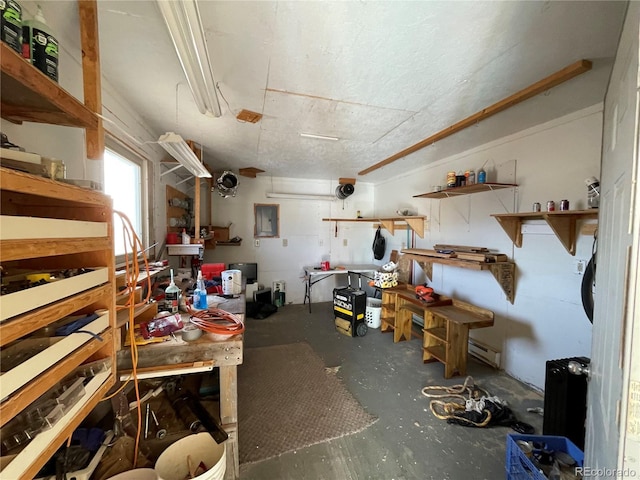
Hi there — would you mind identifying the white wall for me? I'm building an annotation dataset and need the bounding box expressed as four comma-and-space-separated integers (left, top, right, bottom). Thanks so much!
374, 105, 602, 389
203, 176, 379, 304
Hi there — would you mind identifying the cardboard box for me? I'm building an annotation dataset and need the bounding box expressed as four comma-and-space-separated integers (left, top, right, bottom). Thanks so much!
211, 226, 230, 242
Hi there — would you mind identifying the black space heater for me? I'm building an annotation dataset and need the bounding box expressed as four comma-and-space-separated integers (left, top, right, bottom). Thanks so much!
543, 356, 590, 449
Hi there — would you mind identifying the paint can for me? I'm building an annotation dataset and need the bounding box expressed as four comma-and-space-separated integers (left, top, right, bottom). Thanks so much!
560, 199, 570, 211
532, 202, 541, 212
547, 200, 555, 212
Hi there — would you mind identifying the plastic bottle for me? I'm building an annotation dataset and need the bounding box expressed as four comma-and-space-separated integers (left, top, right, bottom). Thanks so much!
0, 0, 23, 54
477, 168, 486, 184
182, 228, 190, 244
22, 5, 58, 82
193, 270, 208, 310
164, 269, 180, 314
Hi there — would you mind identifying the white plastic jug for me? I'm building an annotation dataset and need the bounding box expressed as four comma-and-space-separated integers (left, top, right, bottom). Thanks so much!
222, 269, 242, 295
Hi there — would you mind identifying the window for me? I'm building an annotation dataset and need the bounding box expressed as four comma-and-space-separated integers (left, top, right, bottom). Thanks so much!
104, 148, 144, 257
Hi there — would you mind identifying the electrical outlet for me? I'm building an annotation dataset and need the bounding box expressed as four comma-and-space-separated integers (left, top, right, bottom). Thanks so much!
575, 259, 586, 275
283, 238, 288, 247
254, 239, 260, 247
343, 238, 348, 247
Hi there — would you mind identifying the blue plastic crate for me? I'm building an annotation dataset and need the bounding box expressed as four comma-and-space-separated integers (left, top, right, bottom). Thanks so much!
505, 434, 584, 480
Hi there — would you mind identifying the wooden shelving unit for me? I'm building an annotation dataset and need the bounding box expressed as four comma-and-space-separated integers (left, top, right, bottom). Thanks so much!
400, 249, 516, 304
0, 168, 116, 479
414, 182, 518, 199
322, 216, 426, 238
492, 209, 598, 255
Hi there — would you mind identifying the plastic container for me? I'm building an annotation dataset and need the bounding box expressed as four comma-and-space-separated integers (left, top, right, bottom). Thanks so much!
181, 228, 190, 245
0, 0, 23, 54
166, 232, 179, 244
193, 271, 208, 310
505, 434, 583, 480
154, 432, 226, 480
221, 270, 241, 295
22, 5, 59, 82
365, 297, 382, 328
164, 269, 180, 314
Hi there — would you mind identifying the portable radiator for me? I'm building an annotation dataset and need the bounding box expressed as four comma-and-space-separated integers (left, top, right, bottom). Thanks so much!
543, 357, 590, 450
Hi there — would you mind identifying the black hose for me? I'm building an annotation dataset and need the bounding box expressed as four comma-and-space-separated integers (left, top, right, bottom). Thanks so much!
581, 255, 596, 323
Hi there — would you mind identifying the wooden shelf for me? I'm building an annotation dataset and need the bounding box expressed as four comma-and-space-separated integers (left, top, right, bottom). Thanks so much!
0, 43, 98, 130
216, 241, 242, 246
492, 209, 598, 255
423, 327, 448, 343
414, 183, 518, 199
401, 249, 515, 304
323, 216, 426, 238
424, 345, 447, 363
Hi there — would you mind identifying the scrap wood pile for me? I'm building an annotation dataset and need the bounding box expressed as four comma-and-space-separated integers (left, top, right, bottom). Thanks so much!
402, 244, 509, 263
421, 376, 533, 433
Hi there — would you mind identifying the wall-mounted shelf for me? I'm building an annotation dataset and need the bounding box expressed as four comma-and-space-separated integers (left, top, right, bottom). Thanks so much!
414, 183, 518, 199
492, 209, 598, 255
400, 249, 515, 304
322, 216, 426, 238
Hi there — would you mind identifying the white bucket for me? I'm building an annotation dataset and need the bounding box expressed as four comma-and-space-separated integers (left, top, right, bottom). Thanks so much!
155, 433, 226, 480
107, 469, 158, 480
365, 297, 382, 328
221, 269, 242, 295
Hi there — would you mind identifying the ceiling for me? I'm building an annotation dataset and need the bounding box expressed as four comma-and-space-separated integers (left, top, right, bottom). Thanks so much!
96, 1, 627, 184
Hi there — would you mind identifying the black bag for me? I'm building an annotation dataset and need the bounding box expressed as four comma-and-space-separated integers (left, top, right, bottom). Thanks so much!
372, 226, 386, 260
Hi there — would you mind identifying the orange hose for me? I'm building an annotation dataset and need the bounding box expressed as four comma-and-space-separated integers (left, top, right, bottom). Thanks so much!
188, 307, 245, 335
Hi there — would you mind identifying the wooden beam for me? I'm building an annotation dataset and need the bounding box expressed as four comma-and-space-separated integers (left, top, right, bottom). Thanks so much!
78, 0, 104, 160
358, 59, 592, 176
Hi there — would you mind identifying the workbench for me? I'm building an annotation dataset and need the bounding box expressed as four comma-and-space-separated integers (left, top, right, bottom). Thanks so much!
381, 286, 494, 378
116, 294, 245, 480
303, 264, 378, 312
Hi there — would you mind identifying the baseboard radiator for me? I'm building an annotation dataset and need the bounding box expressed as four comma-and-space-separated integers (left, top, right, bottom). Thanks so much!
543, 357, 590, 450
467, 339, 501, 368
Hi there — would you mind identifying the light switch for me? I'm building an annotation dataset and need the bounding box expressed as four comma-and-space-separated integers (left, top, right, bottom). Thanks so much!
283, 238, 288, 247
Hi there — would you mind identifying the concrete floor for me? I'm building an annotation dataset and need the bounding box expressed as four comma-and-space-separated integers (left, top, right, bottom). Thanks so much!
238, 302, 544, 480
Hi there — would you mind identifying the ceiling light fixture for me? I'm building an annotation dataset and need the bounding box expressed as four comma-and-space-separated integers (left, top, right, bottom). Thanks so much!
156, 0, 222, 117
158, 132, 212, 178
299, 133, 339, 141
266, 192, 336, 201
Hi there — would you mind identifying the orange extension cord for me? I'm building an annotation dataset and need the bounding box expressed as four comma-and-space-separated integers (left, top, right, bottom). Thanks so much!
188, 307, 245, 335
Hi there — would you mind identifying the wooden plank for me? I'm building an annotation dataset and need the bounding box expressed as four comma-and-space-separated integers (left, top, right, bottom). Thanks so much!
0, 237, 110, 261
0, 167, 107, 205
78, 0, 104, 160
338, 177, 356, 185
414, 183, 518, 198
1, 370, 114, 479
428, 305, 494, 327
0, 44, 98, 129
0, 332, 113, 428
402, 248, 456, 258
358, 59, 592, 175
455, 252, 489, 262
0, 267, 109, 322
0, 284, 112, 346
0, 216, 107, 240
433, 244, 490, 252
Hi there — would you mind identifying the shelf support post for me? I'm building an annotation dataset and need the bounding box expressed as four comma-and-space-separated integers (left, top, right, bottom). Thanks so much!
78, 0, 104, 160
488, 263, 515, 304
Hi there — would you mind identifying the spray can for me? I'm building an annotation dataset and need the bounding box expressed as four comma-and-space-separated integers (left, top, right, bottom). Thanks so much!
22, 4, 58, 82
193, 270, 208, 310
164, 269, 180, 314
477, 168, 486, 184
1, 0, 23, 54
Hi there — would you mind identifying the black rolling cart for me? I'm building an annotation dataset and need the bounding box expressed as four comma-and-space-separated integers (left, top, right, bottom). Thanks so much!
333, 272, 368, 337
